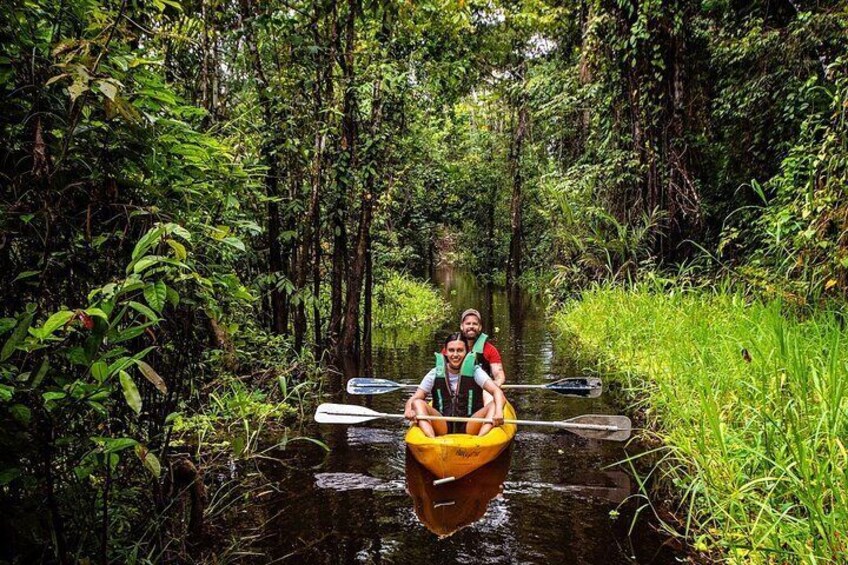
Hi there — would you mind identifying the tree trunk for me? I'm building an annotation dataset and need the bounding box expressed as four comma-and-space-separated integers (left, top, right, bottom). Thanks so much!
506, 91, 527, 289
295, 4, 331, 352
329, 0, 355, 350
338, 7, 389, 355
238, 0, 286, 334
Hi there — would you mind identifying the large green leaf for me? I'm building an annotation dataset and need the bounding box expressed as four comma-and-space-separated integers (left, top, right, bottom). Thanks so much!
143, 281, 167, 313
32, 311, 75, 340
98, 437, 138, 453
119, 370, 142, 415
132, 226, 166, 261
91, 361, 109, 383
222, 236, 246, 252
128, 300, 161, 322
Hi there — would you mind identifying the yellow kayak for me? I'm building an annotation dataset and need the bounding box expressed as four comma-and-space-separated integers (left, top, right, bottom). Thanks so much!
404, 402, 517, 480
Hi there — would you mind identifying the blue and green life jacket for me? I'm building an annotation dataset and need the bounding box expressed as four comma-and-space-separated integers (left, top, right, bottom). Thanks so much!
432, 350, 485, 434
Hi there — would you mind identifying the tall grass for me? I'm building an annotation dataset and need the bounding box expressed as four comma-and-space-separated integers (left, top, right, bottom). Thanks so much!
554, 284, 848, 563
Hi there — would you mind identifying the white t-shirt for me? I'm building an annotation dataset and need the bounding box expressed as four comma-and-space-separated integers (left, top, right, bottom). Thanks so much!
418, 366, 491, 395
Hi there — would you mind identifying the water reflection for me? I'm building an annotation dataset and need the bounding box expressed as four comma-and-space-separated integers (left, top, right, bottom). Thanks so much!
405, 449, 511, 538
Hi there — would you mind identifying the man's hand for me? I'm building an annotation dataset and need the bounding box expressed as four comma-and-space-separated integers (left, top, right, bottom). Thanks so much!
492, 409, 504, 427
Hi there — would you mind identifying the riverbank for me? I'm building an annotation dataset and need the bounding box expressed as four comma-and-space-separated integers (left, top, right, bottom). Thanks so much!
554, 284, 848, 563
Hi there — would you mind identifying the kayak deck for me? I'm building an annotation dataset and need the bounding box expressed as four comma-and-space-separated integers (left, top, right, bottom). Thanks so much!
404, 402, 517, 480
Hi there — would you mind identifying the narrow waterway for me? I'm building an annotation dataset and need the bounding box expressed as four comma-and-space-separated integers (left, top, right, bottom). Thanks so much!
255, 269, 683, 563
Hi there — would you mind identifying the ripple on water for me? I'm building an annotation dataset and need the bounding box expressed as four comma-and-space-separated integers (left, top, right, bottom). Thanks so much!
345, 427, 398, 446
314, 472, 406, 493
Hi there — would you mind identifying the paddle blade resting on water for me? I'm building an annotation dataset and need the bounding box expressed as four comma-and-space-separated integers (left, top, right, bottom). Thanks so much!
560, 415, 632, 442
346, 378, 410, 395
545, 377, 603, 398
315, 403, 388, 425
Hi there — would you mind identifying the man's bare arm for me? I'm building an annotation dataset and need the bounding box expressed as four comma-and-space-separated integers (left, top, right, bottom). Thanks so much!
490, 363, 506, 387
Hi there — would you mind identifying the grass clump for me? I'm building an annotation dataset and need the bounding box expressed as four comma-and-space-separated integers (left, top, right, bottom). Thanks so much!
554, 284, 848, 563
373, 271, 449, 345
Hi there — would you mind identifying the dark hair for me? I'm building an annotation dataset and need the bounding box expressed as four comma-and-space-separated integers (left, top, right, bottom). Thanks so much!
443, 332, 468, 350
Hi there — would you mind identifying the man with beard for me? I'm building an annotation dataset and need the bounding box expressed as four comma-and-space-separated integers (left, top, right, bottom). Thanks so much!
457, 308, 505, 403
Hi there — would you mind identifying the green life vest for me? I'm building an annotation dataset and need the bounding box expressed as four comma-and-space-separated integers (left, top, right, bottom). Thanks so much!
432, 351, 484, 433
471, 333, 491, 374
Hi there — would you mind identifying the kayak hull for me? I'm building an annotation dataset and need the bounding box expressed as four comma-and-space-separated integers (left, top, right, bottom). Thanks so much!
404, 402, 517, 480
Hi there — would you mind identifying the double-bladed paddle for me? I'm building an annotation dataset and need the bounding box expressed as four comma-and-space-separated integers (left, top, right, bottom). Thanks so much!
314, 403, 631, 442
346, 377, 603, 398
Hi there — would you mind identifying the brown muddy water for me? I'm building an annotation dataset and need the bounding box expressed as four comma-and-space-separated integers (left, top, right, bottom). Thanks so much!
248, 269, 686, 563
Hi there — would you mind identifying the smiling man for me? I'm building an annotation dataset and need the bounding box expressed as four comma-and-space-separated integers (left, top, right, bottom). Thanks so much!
458, 308, 506, 393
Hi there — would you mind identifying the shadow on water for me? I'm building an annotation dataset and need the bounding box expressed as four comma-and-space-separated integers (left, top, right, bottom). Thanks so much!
252, 268, 685, 563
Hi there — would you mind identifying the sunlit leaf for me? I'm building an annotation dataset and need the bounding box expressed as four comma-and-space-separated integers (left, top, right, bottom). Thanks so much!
132, 226, 166, 261
119, 370, 142, 415
143, 281, 167, 313
129, 300, 160, 322
166, 239, 187, 261
222, 237, 246, 252
96, 79, 118, 101
31, 311, 74, 340
91, 361, 109, 383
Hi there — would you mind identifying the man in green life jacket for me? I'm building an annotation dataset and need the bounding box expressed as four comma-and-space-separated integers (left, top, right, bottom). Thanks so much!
457, 308, 505, 405
405, 332, 506, 438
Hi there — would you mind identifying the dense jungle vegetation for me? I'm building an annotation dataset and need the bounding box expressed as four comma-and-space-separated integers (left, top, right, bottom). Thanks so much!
1, 0, 846, 562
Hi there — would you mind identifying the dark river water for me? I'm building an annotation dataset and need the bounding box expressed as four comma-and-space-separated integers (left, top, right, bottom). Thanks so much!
253, 268, 684, 563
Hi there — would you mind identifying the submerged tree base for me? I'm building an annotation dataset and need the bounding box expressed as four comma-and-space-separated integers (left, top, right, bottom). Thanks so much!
554, 284, 848, 564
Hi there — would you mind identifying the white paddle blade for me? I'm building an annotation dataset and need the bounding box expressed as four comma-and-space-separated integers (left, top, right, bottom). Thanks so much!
346, 378, 403, 395
314, 403, 384, 425
564, 415, 632, 442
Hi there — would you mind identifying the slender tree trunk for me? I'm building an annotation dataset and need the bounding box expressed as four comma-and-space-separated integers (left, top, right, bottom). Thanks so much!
506, 86, 527, 289
238, 0, 285, 333
339, 14, 387, 355
294, 5, 330, 352
329, 0, 353, 349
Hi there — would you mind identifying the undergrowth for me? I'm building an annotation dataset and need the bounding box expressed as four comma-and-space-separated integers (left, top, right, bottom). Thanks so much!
373, 271, 449, 345
555, 282, 848, 564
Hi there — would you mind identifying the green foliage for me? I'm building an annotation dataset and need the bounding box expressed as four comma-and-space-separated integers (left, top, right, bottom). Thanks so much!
373, 271, 449, 346
751, 57, 848, 299
556, 284, 848, 562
